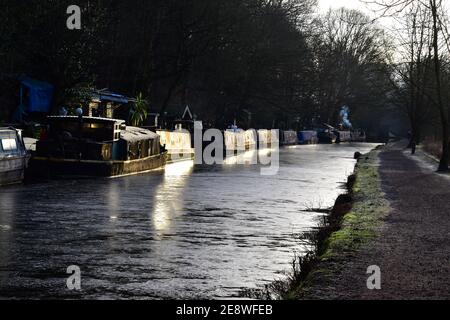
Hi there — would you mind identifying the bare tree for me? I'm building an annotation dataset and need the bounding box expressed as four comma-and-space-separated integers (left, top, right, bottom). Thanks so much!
367, 0, 450, 171
430, 0, 449, 171
312, 8, 391, 126
388, 3, 434, 147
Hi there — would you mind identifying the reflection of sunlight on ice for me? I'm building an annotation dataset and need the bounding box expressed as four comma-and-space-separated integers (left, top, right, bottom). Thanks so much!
152, 160, 193, 233
258, 148, 274, 157
164, 160, 194, 176
107, 183, 121, 221
224, 150, 258, 165
224, 149, 276, 165
153, 202, 172, 232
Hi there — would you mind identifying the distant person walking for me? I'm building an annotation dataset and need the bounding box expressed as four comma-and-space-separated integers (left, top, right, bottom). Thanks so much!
75, 107, 84, 160
407, 131, 417, 154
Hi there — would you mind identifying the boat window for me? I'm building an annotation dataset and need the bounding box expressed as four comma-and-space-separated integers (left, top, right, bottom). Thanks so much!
1, 139, 18, 151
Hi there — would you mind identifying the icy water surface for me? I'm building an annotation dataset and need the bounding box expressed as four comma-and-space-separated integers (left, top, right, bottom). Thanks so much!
0, 143, 378, 299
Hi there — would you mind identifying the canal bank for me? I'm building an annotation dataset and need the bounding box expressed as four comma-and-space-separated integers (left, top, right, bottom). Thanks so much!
287, 141, 450, 300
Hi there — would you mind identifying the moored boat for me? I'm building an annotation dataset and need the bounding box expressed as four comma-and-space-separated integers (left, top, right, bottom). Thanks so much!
280, 130, 298, 146
0, 127, 30, 186
157, 129, 195, 163
351, 129, 367, 142
335, 130, 352, 143
257, 129, 279, 148
298, 130, 319, 145
317, 128, 337, 144
224, 129, 258, 153
30, 116, 166, 177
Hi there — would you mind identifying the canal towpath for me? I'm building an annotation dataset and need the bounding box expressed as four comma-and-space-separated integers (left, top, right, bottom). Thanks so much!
302, 141, 450, 299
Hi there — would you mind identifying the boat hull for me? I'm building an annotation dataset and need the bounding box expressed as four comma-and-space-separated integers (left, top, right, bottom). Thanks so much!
166, 150, 195, 164
318, 133, 337, 144
0, 156, 29, 186
29, 152, 167, 178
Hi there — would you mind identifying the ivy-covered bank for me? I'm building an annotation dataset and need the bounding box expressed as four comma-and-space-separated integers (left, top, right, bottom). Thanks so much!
286, 146, 391, 299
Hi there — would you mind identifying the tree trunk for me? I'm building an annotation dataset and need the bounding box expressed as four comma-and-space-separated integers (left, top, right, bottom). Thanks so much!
431, 0, 449, 171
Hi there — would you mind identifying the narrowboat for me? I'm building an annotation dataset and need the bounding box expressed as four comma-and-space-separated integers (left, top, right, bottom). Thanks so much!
280, 130, 298, 146
335, 131, 352, 144
0, 128, 30, 185
257, 129, 279, 148
224, 129, 258, 153
351, 129, 367, 142
318, 125, 338, 144
336, 130, 367, 143
298, 131, 319, 145
157, 129, 195, 163
151, 107, 203, 163
31, 116, 166, 177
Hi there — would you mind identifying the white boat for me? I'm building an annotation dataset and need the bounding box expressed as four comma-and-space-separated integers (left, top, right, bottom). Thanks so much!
0, 128, 30, 186
156, 129, 195, 163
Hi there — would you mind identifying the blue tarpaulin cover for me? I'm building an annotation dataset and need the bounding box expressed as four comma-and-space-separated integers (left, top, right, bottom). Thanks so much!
21, 77, 54, 113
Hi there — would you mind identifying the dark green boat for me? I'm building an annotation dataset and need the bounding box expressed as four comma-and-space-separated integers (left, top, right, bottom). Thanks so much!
31, 116, 167, 178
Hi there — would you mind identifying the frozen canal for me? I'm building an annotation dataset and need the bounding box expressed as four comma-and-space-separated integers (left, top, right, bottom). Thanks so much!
0, 143, 378, 299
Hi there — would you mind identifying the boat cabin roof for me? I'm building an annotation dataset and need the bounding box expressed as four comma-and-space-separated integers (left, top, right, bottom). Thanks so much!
0, 128, 25, 154
121, 126, 158, 143
0, 127, 16, 133
45, 117, 158, 143
47, 116, 125, 125
0, 128, 19, 137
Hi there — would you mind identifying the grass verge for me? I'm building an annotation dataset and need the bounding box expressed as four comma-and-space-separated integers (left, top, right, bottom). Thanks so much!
282, 146, 390, 299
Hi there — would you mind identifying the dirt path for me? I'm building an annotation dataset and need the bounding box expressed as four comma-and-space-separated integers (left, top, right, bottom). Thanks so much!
304, 142, 450, 300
